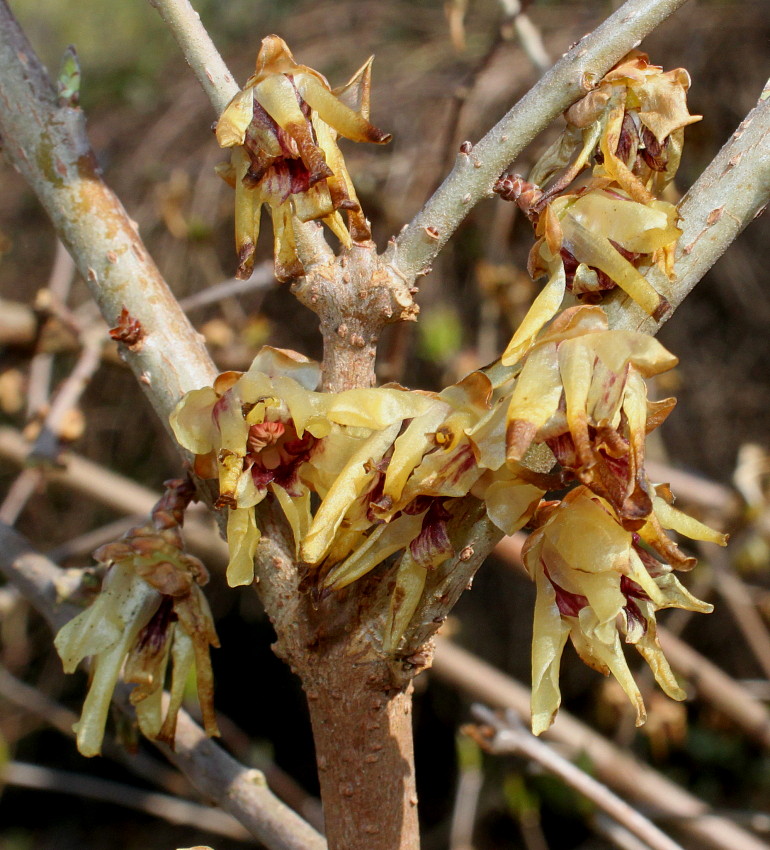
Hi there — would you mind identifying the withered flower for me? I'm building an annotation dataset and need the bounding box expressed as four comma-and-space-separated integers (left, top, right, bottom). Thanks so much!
523, 486, 719, 735
216, 35, 391, 280
54, 482, 219, 756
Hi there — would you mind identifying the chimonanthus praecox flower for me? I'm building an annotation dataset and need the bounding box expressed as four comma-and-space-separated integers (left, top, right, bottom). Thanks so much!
171, 346, 432, 587
495, 52, 701, 353
215, 35, 391, 280
55, 480, 219, 756
523, 486, 722, 735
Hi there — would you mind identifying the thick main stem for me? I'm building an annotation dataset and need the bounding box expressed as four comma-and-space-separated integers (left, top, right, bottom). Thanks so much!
305, 660, 418, 850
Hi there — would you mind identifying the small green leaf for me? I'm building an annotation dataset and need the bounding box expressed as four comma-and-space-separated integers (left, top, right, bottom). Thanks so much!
57, 45, 81, 107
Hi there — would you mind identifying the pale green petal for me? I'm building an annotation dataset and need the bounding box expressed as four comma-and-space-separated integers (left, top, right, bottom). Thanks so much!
383, 552, 427, 653
160, 627, 195, 741
70, 578, 161, 757
226, 508, 260, 587
302, 424, 401, 564
54, 564, 157, 672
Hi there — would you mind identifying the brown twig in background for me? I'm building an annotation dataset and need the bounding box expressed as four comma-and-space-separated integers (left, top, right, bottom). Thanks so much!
432, 639, 770, 850
469, 704, 685, 850
3, 761, 253, 843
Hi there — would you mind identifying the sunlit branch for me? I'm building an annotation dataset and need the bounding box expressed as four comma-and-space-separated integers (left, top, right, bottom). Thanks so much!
385, 0, 692, 284
0, 0, 217, 430
605, 76, 770, 332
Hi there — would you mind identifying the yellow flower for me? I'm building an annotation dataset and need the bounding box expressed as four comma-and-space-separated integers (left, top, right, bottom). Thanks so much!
171, 346, 325, 585
495, 53, 700, 352
523, 486, 719, 735
54, 519, 219, 756
216, 35, 391, 280
310, 369, 543, 651
505, 305, 679, 523
171, 346, 433, 586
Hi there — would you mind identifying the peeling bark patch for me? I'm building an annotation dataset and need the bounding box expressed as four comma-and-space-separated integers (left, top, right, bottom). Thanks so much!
109, 306, 146, 350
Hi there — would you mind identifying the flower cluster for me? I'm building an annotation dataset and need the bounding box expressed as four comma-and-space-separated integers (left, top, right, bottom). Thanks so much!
57, 47, 724, 747
524, 486, 718, 735
495, 52, 701, 359
171, 346, 545, 651
54, 479, 219, 756
216, 35, 391, 280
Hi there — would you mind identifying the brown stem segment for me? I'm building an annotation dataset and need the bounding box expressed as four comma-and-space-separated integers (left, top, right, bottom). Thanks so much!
306, 661, 419, 850
291, 242, 418, 392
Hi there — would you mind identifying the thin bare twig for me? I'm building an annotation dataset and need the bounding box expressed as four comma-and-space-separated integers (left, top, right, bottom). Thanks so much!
0, 426, 227, 567
178, 263, 275, 312
30, 325, 104, 462
148, 0, 239, 115
0, 662, 190, 797
432, 638, 770, 850
705, 544, 770, 682
470, 704, 685, 850
3, 761, 253, 842
386, 0, 693, 284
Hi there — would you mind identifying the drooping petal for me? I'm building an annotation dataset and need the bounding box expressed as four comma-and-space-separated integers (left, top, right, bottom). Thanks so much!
531, 566, 571, 735
383, 552, 428, 653
225, 507, 260, 586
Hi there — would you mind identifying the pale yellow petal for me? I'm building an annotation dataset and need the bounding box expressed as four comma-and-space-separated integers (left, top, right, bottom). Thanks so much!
294, 73, 391, 144
501, 263, 566, 366
226, 508, 260, 587
652, 495, 728, 546
531, 568, 570, 735
325, 510, 426, 591
216, 88, 255, 148
383, 553, 428, 653
302, 424, 401, 564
